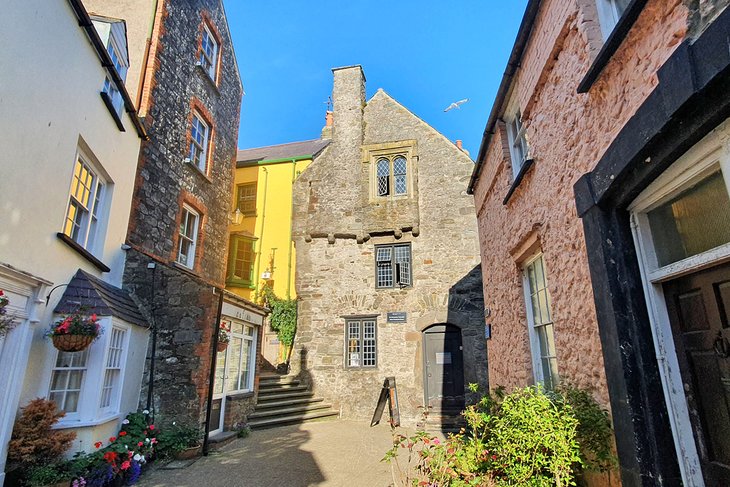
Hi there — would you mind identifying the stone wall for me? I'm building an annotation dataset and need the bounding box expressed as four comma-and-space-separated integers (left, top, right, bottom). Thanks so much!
292, 67, 487, 426
121, 0, 243, 426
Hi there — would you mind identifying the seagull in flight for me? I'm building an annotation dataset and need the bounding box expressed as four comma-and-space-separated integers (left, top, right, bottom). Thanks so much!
444, 98, 469, 112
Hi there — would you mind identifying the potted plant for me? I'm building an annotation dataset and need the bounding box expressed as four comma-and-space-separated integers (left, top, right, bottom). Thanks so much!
217, 322, 230, 352
47, 310, 101, 352
157, 423, 201, 460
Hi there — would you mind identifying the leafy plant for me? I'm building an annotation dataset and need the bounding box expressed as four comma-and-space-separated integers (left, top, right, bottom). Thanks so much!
46, 309, 101, 338
0, 289, 18, 337
7, 398, 76, 470
155, 422, 201, 455
261, 286, 297, 348
556, 384, 617, 474
26, 463, 72, 487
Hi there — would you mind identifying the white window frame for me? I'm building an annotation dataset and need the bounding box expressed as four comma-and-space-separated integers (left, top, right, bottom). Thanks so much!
345, 318, 377, 368
595, 0, 629, 40
63, 149, 107, 255
48, 317, 131, 426
506, 108, 529, 178
101, 29, 129, 115
628, 120, 730, 486
189, 113, 210, 173
521, 253, 559, 390
223, 319, 257, 394
199, 23, 219, 81
177, 205, 200, 268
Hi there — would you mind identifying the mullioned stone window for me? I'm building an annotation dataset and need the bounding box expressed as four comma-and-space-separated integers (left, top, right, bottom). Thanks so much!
362, 140, 417, 201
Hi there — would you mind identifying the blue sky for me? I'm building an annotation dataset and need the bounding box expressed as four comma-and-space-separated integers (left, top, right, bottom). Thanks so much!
222, 1, 528, 158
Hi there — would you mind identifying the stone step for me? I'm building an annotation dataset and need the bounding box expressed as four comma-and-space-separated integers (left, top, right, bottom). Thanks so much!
248, 403, 333, 419
257, 384, 310, 395
248, 410, 339, 430
256, 390, 315, 402
254, 397, 324, 410
258, 379, 301, 388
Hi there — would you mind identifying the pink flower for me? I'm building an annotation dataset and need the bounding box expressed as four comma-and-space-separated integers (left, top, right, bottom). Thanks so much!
150, 438, 157, 445
138, 442, 144, 447
121, 461, 130, 470
433, 438, 440, 445
149, 425, 155, 430
90, 313, 97, 322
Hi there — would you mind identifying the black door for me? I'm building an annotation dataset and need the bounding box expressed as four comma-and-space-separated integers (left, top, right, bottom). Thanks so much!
423, 324, 464, 410
664, 262, 730, 486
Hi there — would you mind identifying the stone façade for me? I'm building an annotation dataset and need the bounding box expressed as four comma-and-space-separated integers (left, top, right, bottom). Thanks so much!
120, 0, 243, 426
291, 66, 487, 425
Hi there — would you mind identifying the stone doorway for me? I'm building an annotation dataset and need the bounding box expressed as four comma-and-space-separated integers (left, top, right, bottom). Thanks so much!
422, 324, 465, 411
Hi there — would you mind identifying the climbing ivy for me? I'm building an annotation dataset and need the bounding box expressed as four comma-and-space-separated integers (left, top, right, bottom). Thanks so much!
262, 287, 297, 347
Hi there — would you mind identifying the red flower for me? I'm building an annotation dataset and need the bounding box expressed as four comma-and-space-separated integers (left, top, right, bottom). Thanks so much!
90, 313, 97, 322
121, 461, 131, 470
138, 441, 144, 447
149, 425, 155, 430
109, 436, 117, 442
119, 431, 127, 436
94, 442, 103, 449
103, 451, 118, 463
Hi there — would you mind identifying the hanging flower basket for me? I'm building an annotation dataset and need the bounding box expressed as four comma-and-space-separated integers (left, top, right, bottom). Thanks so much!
217, 321, 230, 353
52, 334, 95, 352
47, 310, 101, 352
216, 341, 229, 352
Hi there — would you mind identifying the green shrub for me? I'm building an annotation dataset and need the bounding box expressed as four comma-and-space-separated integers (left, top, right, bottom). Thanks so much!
156, 423, 201, 455
26, 463, 71, 487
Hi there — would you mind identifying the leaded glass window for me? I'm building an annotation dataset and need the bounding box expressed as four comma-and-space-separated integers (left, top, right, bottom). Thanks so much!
346, 318, 377, 368
374, 155, 408, 197
375, 244, 412, 288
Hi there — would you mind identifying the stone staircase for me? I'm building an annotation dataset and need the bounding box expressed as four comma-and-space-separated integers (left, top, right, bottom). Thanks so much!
248, 374, 338, 429
417, 406, 467, 435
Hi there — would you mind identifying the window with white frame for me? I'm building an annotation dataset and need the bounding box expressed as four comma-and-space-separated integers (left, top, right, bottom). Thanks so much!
375, 243, 412, 288
101, 33, 128, 115
375, 155, 409, 197
346, 318, 377, 368
506, 110, 529, 177
99, 326, 127, 411
63, 152, 106, 254
199, 23, 219, 81
523, 254, 559, 390
224, 319, 256, 392
595, 0, 631, 40
177, 206, 199, 268
48, 318, 131, 421
189, 113, 210, 173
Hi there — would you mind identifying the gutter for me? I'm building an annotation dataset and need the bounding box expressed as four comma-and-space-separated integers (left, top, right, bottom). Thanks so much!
467, 0, 542, 194
66, 0, 148, 140
237, 154, 313, 168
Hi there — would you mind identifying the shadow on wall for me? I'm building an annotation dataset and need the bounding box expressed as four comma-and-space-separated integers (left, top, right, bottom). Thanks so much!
446, 264, 488, 398
294, 345, 314, 392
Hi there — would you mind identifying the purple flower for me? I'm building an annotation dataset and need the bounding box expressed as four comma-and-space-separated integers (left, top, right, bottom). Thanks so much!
126, 461, 142, 485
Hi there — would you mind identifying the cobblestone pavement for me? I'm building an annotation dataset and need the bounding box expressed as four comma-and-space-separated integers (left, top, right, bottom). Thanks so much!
139, 420, 401, 487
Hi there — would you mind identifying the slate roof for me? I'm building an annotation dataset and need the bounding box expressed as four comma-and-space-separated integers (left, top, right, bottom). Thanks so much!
236, 138, 330, 165
54, 270, 148, 327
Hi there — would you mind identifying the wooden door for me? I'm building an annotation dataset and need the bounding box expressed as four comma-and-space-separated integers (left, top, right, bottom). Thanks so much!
664, 262, 730, 485
423, 325, 464, 410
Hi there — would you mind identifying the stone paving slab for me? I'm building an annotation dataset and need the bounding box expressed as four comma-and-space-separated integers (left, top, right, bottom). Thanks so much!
139, 420, 401, 487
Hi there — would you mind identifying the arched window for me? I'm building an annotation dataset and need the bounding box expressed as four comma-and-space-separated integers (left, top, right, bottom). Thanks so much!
377, 158, 390, 196
375, 156, 408, 197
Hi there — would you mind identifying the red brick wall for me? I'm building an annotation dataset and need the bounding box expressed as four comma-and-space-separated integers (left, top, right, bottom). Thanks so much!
473, 0, 688, 408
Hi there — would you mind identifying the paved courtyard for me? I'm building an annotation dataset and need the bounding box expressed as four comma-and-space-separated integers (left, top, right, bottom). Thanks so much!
139, 420, 400, 487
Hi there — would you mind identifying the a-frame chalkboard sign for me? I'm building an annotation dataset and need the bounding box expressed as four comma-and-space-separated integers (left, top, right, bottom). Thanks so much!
370, 377, 400, 428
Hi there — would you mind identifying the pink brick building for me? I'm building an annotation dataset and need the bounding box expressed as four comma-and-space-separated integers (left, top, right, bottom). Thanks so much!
470, 1, 730, 485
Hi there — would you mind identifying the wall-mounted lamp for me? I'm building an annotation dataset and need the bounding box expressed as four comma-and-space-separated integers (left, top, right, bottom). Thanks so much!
229, 208, 243, 225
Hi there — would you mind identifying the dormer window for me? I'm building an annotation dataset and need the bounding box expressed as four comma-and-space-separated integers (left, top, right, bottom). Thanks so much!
596, 0, 630, 39
92, 18, 129, 116
376, 156, 408, 197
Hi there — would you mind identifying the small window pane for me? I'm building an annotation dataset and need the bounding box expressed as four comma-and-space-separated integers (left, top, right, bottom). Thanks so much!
648, 171, 730, 267
377, 159, 390, 196
376, 247, 392, 262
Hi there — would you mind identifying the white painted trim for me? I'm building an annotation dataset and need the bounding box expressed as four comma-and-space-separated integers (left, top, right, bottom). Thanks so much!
628, 118, 730, 486
521, 252, 547, 386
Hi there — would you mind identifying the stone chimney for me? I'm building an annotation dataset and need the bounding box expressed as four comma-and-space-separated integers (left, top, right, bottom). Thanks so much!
331, 65, 365, 151
321, 110, 333, 139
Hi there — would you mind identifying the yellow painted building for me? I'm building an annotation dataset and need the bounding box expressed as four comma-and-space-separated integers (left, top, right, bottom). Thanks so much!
226, 138, 330, 303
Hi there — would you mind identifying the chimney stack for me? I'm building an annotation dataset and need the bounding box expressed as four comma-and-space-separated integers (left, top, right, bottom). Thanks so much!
456, 140, 463, 150
321, 110, 333, 139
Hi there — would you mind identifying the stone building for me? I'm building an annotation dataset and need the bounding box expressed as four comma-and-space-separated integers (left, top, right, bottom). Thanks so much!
82, 0, 251, 431
469, 0, 730, 485
291, 66, 487, 427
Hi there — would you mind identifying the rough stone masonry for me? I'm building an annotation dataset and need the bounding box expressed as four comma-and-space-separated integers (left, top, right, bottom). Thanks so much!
291, 66, 487, 426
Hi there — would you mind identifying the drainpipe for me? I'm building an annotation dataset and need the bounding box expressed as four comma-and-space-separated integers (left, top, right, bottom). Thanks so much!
145, 262, 157, 421
202, 287, 224, 455
286, 159, 297, 299
254, 167, 269, 300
